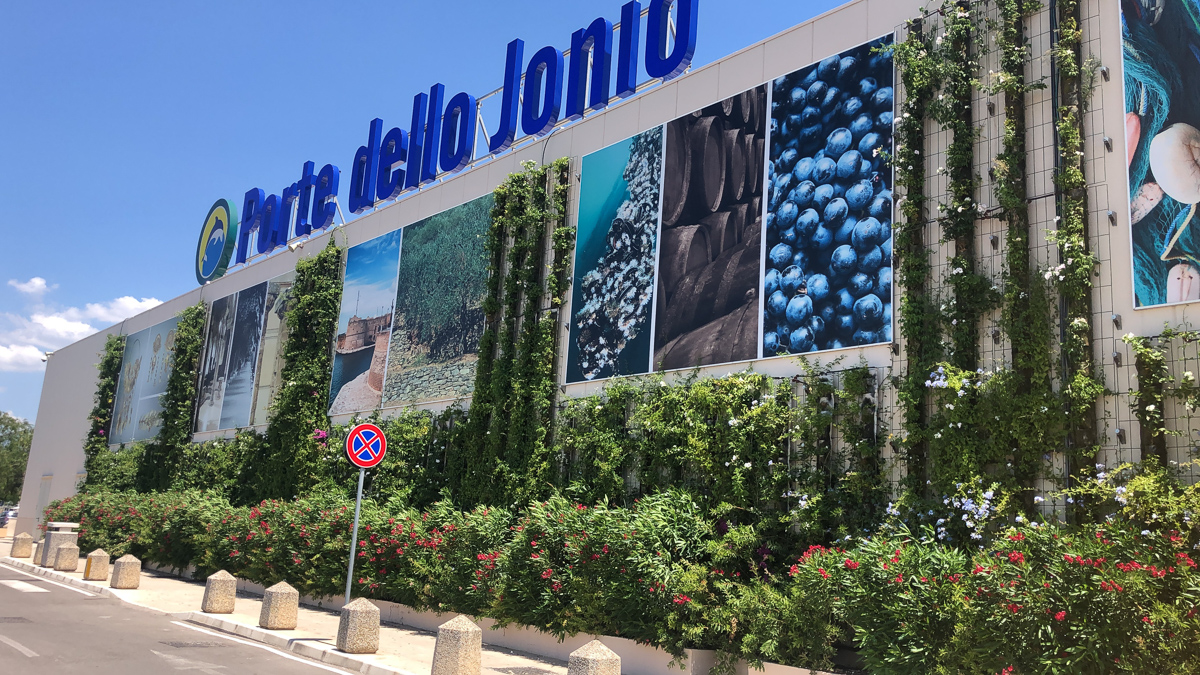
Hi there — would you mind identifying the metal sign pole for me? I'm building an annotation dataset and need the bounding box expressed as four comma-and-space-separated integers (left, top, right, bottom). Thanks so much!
344, 467, 366, 606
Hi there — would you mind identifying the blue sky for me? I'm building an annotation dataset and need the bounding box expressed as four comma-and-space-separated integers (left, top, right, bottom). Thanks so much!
338, 230, 403, 333
0, 0, 846, 422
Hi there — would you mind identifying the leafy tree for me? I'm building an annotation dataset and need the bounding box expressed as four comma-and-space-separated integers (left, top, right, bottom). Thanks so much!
0, 411, 33, 503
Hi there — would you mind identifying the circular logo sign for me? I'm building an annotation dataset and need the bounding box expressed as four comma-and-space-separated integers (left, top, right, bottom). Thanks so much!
196, 199, 239, 285
345, 423, 387, 469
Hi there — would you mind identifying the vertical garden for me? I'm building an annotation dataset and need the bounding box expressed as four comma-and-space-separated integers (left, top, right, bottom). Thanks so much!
51, 2, 1200, 672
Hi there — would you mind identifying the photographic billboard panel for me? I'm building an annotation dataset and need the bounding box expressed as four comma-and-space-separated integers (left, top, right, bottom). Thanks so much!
566, 126, 665, 383
763, 35, 895, 356
382, 195, 493, 406
328, 230, 403, 415
1123, 1, 1200, 307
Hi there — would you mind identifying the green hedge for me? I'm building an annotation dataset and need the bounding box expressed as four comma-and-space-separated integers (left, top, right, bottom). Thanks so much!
46, 464, 1200, 674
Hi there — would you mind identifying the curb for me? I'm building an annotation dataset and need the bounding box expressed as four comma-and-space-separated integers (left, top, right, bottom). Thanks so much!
0, 556, 415, 675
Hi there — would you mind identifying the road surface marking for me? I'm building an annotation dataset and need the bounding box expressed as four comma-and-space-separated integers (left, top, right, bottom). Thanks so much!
170, 621, 370, 674
0, 580, 49, 593
0, 633, 38, 657
151, 648, 226, 673
0, 563, 96, 595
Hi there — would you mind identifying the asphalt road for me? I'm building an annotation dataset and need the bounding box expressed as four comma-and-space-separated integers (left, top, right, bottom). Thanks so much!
0, 562, 355, 675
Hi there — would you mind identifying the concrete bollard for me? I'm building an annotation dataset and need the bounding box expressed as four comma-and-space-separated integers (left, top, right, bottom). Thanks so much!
10, 532, 32, 558
83, 549, 110, 581
31, 541, 42, 566
431, 615, 482, 675
110, 554, 141, 589
53, 543, 80, 572
568, 640, 622, 675
259, 581, 299, 630
40, 531, 77, 567
201, 570, 236, 614
335, 598, 379, 654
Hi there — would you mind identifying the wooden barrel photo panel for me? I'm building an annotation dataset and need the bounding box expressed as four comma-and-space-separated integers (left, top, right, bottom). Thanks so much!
744, 133, 760, 196
656, 245, 759, 344
700, 211, 734, 259
743, 197, 762, 246
726, 203, 749, 245
658, 224, 712, 296
724, 128, 747, 204
752, 136, 765, 195
746, 88, 761, 131
654, 299, 759, 370
685, 116, 726, 221
731, 90, 751, 126
661, 118, 693, 229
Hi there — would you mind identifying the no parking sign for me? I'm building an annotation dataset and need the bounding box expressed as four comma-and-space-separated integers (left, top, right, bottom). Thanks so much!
342, 422, 386, 604
345, 423, 387, 468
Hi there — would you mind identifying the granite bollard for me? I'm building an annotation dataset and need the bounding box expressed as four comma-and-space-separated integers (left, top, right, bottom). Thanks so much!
335, 598, 379, 654
259, 581, 299, 630
201, 570, 237, 613
568, 640, 622, 675
53, 543, 79, 572
84, 549, 110, 581
110, 554, 141, 589
10, 532, 32, 558
431, 615, 482, 675
40, 531, 77, 567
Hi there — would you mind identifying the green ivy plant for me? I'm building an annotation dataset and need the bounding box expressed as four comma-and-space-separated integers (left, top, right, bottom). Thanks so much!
1052, 0, 1103, 474
931, 1, 1000, 370
137, 303, 206, 492
253, 238, 344, 502
454, 158, 573, 508
80, 333, 126, 491
888, 17, 943, 491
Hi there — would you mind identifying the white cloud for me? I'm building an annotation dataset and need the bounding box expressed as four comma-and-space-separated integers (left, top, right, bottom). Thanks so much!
8, 277, 57, 298
0, 344, 47, 372
0, 295, 161, 372
66, 296, 161, 325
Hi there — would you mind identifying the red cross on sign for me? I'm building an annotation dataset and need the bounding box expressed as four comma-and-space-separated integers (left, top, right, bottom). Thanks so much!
346, 423, 387, 469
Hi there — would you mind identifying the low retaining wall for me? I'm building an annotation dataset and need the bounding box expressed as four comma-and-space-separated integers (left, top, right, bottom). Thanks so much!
143, 562, 825, 675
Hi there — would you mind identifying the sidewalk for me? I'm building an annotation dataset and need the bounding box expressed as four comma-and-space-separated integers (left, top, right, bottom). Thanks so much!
0, 537, 566, 675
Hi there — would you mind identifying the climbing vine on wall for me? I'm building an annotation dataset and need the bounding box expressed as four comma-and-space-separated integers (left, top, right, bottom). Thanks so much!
250, 239, 344, 502
136, 303, 206, 492
989, 0, 1063, 503
1122, 325, 1200, 466
933, 1, 998, 371
80, 333, 125, 490
890, 17, 943, 491
454, 158, 573, 508
1052, 0, 1103, 470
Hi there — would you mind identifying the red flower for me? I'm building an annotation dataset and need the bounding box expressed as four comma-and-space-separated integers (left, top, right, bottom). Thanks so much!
788, 564, 799, 577
818, 568, 830, 579
672, 594, 691, 605
1006, 604, 1021, 614
541, 568, 553, 579
1054, 611, 1066, 621
1007, 551, 1025, 564
844, 559, 859, 570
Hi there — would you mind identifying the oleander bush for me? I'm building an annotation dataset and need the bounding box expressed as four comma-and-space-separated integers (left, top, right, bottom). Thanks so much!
44, 461, 1200, 674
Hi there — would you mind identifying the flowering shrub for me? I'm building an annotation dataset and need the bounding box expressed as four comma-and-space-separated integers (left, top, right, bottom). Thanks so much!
45, 466, 1200, 673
